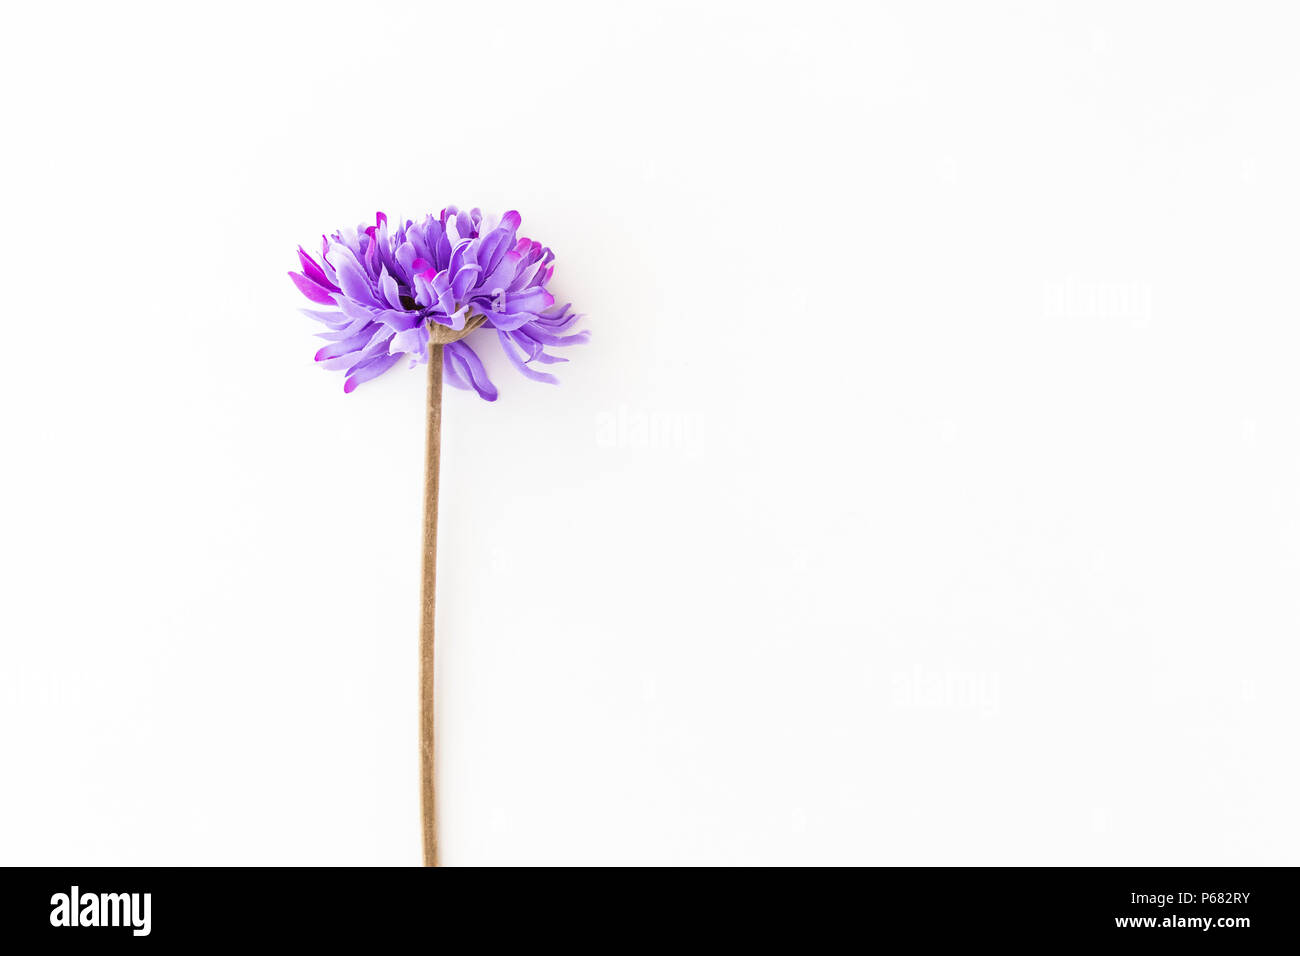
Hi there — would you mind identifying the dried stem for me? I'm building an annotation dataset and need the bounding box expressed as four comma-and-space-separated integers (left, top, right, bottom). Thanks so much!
419, 343, 443, 867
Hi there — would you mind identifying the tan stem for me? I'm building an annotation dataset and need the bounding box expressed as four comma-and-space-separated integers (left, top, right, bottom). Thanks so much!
419, 343, 443, 867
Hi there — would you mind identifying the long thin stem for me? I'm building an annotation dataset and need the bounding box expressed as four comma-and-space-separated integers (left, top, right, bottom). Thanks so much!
419, 343, 443, 867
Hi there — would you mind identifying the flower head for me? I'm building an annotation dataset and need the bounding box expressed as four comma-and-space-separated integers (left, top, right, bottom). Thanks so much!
290, 208, 587, 398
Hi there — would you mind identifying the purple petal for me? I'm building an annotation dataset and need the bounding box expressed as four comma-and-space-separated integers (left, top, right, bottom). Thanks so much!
289, 271, 337, 306
430, 306, 468, 332
444, 341, 498, 401
343, 352, 403, 393
330, 245, 383, 308
318, 353, 359, 371
379, 267, 403, 310
508, 258, 545, 293
337, 297, 380, 323
505, 288, 555, 314
481, 309, 540, 332
455, 210, 475, 241
442, 349, 471, 391
315, 325, 379, 362
451, 263, 481, 300
524, 326, 590, 347
478, 250, 522, 294
394, 241, 418, 279
498, 331, 559, 384
315, 314, 376, 340
363, 231, 380, 273
298, 247, 340, 292
390, 323, 429, 357
431, 271, 456, 315
475, 228, 511, 277
449, 237, 475, 277
300, 308, 349, 328
433, 226, 452, 266
375, 309, 424, 331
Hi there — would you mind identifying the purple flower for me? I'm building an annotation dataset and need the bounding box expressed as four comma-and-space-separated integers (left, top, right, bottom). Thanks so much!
289, 208, 587, 398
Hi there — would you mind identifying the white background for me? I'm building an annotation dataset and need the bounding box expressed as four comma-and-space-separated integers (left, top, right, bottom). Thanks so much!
1, 1, 1297, 866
